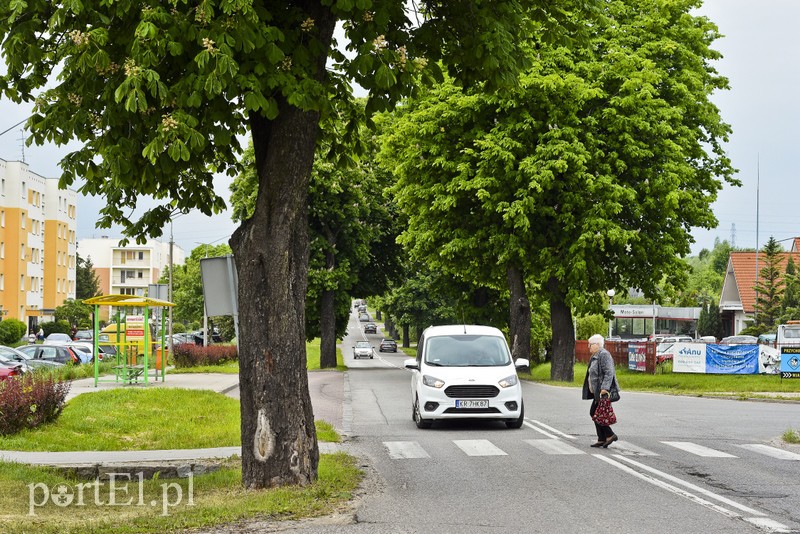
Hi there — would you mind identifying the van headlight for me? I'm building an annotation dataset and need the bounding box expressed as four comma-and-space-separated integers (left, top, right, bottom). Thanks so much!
422, 375, 445, 388
498, 374, 518, 388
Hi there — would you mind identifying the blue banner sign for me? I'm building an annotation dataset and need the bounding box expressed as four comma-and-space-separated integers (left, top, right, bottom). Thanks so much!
705, 345, 759, 374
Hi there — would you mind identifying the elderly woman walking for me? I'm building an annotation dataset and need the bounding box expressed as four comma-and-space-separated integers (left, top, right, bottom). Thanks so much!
582, 334, 620, 448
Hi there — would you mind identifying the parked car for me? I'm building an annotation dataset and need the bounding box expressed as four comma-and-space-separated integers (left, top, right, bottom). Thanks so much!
404, 325, 529, 429
379, 339, 398, 352
353, 341, 373, 359
43, 332, 73, 345
73, 329, 93, 341
660, 335, 694, 344
0, 365, 23, 381
758, 333, 777, 345
720, 335, 758, 345
0, 352, 31, 374
0, 345, 63, 371
363, 322, 378, 334
358, 313, 370, 322
16, 344, 80, 365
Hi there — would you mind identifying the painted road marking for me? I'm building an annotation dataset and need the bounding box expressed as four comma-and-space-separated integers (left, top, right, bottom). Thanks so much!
453, 439, 507, 456
524, 439, 585, 455
383, 441, 430, 459
661, 441, 737, 458
740, 444, 800, 461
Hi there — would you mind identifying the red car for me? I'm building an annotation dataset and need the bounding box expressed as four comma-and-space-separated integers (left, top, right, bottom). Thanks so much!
0, 366, 23, 381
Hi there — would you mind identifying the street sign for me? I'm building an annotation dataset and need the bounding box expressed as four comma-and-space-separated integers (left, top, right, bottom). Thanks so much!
780, 347, 800, 379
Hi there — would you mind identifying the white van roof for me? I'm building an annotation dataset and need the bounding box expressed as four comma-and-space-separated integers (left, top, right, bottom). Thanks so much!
422, 325, 505, 338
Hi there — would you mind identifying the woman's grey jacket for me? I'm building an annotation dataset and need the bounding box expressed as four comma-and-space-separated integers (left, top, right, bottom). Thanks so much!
582, 347, 618, 400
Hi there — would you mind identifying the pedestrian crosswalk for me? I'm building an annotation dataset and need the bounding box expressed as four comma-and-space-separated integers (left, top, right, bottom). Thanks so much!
381, 421, 800, 463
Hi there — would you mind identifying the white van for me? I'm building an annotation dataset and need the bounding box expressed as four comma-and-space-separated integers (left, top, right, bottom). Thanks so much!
777, 322, 800, 347
404, 325, 529, 429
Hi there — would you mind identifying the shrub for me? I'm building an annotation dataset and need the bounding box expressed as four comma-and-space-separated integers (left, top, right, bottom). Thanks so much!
40, 320, 71, 337
0, 373, 71, 436
172, 322, 186, 333
0, 319, 27, 345
173, 344, 238, 368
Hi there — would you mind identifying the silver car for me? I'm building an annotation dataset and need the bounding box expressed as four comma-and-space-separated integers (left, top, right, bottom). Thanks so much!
353, 341, 373, 359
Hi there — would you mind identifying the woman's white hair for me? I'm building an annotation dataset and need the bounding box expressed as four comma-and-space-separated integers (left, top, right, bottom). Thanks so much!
588, 334, 605, 347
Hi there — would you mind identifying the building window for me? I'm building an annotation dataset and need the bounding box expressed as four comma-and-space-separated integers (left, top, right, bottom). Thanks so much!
21, 213, 25, 229
138, 251, 144, 260
0, 274, 3, 290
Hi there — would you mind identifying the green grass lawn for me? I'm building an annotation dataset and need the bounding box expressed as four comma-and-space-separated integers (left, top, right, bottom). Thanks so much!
0, 452, 360, 534
528, 362, 800, 395
0, 388, 356, 532
171, 339, 346, 373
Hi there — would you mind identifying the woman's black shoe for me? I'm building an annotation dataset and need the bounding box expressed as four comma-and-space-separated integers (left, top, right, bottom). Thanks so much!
602, 435, 618, 448
590, 441, 604, 448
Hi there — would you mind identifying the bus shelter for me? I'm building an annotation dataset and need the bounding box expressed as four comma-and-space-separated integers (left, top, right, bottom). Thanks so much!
83, 294, 174, 387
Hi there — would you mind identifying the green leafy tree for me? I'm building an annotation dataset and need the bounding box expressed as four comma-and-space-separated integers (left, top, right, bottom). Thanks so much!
54, 299, 93, 329
780, 257, 800, 322
1, 0, 588, 487
382, 0, 735, 381
76, 253, 101, 300
753, 236, 784, 328
230, 130, 395, 368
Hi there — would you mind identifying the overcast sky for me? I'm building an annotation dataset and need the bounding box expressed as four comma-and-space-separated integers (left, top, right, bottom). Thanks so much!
0, 0, 797, 256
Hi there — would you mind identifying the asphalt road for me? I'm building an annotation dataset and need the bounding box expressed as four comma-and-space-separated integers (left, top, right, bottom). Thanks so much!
218, 310, 800, 533
280, 310, 799, 534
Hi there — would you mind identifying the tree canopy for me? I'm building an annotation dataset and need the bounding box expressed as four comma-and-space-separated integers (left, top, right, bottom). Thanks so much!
380, 0, 736, 380
1, 0, 586, 489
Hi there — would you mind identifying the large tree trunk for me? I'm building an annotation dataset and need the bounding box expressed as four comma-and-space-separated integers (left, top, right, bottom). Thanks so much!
319, 285, 337, 368
507, 265, 531, 361
230, 2, 335, 490
547, 276, 575, 382
402, 324, 410, 348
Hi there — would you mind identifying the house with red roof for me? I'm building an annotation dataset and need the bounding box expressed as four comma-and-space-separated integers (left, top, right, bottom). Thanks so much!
719, 237, 800, 335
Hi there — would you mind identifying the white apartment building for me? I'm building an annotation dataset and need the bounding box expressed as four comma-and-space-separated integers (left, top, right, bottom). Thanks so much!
78, 237, 185, 321
0, 158, 77, 330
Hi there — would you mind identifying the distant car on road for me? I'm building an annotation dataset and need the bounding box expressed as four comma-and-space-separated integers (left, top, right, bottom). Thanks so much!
364, 323, 378, 334
358, 313, 370, 322
353, 341, 373, 359
379, 339, 398, 352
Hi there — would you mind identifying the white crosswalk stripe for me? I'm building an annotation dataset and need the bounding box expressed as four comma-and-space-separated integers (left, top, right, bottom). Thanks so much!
383, 438, 799, 465
739, 444, 800, 461
610, 441, 659, 457
524, 439, 585, 455
383, 441, 430, 459
453, 439, 507, 456
661, 441, 737, 458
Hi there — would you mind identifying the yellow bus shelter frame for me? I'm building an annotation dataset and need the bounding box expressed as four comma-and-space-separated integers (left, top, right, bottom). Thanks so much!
84, 294, 175, 387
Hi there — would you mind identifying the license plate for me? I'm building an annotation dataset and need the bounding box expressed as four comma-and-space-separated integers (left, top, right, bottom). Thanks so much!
455, 399, 489, 409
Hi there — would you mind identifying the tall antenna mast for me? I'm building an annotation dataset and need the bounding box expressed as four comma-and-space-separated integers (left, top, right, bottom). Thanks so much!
730, 223, 736, 248
754, 155, 760, 322
18, 128, 26, 163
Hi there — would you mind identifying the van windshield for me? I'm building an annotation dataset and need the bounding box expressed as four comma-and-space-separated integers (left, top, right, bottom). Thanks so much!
425, 335, 511, 367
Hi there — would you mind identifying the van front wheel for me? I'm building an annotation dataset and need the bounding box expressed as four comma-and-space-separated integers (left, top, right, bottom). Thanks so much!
506, 401, 524, 429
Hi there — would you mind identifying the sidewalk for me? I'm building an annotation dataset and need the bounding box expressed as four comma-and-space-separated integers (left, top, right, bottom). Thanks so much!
0, 370, 346, 467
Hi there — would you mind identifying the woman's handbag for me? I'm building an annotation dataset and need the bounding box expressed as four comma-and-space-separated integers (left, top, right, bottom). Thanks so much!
592, 398, 617, 426
610, 378, 621, 402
